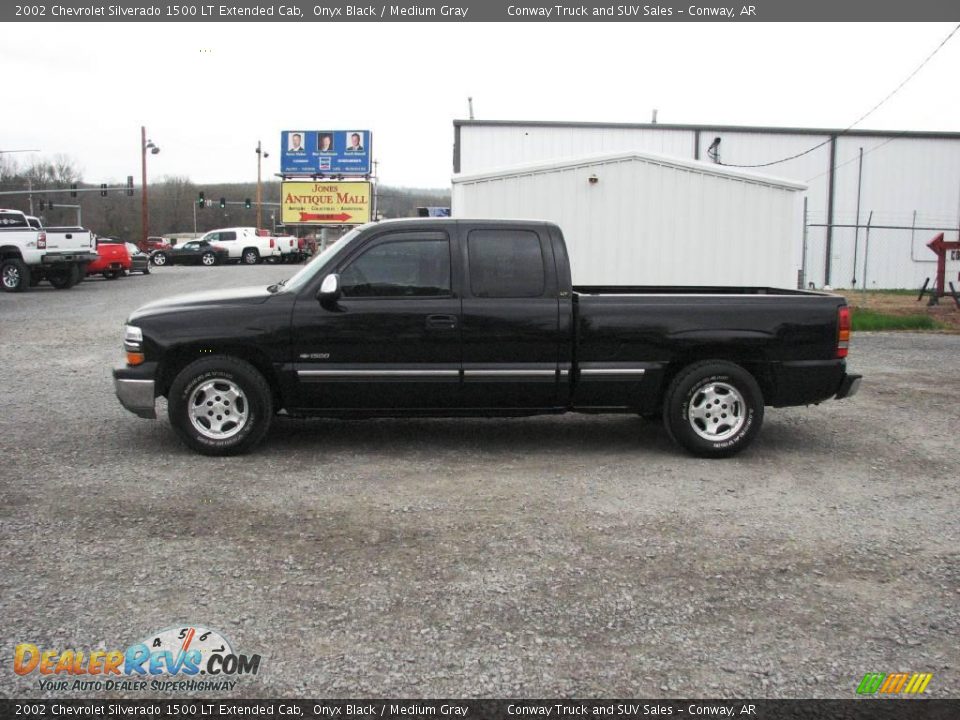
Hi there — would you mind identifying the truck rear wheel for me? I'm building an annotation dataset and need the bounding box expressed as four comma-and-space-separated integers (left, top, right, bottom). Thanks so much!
168, 356, 273, 456
1, 258, 30, 292
48, 264, 82, 289
662, 360, 763, 458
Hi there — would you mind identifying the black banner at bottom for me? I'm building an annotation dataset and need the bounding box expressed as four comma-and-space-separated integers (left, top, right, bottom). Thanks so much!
1, 700, 958, 720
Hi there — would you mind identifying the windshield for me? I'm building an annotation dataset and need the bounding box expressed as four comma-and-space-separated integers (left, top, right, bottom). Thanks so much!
280, 227, 365, 293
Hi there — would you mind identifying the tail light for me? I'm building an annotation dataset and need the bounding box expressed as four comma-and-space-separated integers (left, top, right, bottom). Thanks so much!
837, 306, 851, 358
269, 238, 275, 248
37, 232, 46, 249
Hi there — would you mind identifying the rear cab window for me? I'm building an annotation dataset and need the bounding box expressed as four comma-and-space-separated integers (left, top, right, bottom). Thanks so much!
467, 229, 546, 298
0, 211, 29, 229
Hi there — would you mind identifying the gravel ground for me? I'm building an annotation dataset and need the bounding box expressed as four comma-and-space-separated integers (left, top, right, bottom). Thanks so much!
1, 266, 958, 699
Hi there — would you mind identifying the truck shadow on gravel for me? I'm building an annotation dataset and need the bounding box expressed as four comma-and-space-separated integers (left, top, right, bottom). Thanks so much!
266, 415, 676, 455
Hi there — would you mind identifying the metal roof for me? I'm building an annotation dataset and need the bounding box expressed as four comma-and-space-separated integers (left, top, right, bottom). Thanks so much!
453, 119, 960, 141
452, 150, 808, 191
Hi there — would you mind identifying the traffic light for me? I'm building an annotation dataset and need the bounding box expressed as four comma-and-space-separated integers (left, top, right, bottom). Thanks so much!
126, 176, 134, 197
70, 183, 77, 198
219, 198, 226, 209
244, 198, 252, 209
198, 191, 205, 208
100, 183, 107, 197
38, 199, 45, 211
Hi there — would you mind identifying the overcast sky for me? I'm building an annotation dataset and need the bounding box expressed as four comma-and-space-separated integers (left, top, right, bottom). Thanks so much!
2, 22, 958, 188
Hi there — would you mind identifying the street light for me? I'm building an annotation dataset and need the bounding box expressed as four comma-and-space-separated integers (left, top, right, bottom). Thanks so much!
141, 126, 160, 247
255, 140, 269, 230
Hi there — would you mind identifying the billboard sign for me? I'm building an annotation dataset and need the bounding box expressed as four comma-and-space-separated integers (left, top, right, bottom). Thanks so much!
281, 181, 372, 225
280, 130, 371, 175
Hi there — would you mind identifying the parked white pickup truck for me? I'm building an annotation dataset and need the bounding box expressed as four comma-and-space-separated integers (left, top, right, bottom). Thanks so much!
0, 209, 98, 291
193, 227, 281, 265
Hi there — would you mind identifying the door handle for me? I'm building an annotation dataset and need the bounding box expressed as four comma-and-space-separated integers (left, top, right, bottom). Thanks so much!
426, 314, 458, 330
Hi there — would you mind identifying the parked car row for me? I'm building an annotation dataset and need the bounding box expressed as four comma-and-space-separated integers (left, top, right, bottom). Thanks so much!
1, 210, 307, 292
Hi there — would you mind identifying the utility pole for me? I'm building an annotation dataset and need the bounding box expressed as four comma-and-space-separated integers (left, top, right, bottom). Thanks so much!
141, 126, 148, 246
141, 127, 160, 246
255, 140, 269, 230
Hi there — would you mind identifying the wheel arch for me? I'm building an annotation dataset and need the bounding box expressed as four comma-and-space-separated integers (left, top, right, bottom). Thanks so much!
657, 348, 773, 409
0, 246, 25, 262
158, 343, 282, 407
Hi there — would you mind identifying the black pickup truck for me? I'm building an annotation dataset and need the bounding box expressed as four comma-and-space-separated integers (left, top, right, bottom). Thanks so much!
113, 219, 860, 458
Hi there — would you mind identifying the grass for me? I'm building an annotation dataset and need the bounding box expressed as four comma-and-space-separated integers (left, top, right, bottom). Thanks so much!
851, 308, 941, 331
836, 288, 920, 296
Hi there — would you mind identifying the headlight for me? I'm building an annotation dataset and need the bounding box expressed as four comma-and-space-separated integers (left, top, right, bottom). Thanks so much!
124, 325, 144, 366
124, 325, 143, 344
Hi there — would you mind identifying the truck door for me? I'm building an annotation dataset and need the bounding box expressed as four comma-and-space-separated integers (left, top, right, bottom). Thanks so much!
460, 226, 561, 409
290, 229, 462, 410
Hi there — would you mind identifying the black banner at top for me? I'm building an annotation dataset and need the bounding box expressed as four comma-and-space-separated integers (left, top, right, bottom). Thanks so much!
1, 0, 958, 22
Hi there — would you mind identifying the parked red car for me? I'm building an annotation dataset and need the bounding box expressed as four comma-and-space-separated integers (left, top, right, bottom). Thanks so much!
141, 236, 172, 252
87, 238, 131, 279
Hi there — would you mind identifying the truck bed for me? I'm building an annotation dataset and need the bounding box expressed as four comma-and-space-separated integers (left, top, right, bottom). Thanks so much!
574, 285, 827, 297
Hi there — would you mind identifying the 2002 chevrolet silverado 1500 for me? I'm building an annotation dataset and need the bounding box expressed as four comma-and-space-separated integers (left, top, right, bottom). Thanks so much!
113, 219, 861, 457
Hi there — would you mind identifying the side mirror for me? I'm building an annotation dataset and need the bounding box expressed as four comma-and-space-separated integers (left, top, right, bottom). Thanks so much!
317, 273, 341, 302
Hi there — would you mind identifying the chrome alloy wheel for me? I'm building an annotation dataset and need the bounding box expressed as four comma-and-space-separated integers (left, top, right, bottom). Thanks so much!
187, 378, 248, 440
3, 264, 21, 289
687, 381, 746, 441
202, 253, 216, 266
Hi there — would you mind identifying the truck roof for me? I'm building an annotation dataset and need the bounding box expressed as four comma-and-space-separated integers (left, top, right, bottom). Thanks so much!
373, 217, 557, 230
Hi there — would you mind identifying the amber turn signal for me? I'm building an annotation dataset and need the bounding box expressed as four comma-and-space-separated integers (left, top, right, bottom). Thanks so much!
126, 351, 145, 366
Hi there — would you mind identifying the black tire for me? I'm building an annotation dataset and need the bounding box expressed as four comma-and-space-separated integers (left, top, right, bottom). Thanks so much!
143, 265, 150, 275
168, 356, 274, 456
152, 252, 167, 266
662, 360, 764, 458
201, 252, 217, 267
1, 258, 30, 292
103, 270, 121, 280
48, 264, 82, 289
241, 248, 259, 265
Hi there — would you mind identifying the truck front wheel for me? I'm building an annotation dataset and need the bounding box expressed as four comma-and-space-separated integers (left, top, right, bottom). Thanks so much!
168, 356, 273, 456
1, 258, 30, 292
662, 360, 763, 458
242, 248, 259, 265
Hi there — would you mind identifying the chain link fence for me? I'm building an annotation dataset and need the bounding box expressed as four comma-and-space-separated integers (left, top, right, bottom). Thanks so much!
801, 207, 960, 292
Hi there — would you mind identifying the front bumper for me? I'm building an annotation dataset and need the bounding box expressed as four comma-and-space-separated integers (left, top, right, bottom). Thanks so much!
835, 373, 862, 399
113, 364, 158, 419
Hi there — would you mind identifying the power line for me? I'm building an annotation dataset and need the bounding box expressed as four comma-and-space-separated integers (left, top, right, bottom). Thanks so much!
719, 23, 960, 169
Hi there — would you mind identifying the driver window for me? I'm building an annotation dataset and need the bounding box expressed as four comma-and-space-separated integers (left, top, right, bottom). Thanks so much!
340, 238, 451, 298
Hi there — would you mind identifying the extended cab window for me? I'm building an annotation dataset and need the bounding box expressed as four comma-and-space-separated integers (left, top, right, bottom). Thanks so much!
0, 212, 29, 228
220, 231, 237, 241
468, 229, 545, 298
340, 237, 451, 298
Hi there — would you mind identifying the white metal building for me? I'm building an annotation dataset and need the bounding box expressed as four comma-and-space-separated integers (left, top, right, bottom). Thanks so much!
453, 120, 960, 289
452, 151, 806, 288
